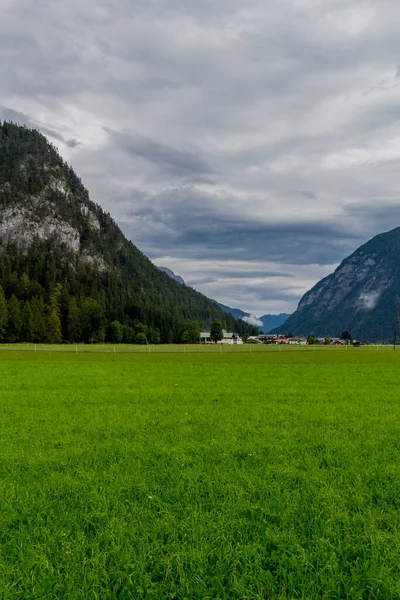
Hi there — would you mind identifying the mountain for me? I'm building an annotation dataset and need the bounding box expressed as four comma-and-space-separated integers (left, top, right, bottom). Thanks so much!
258, 313, 290, 332
157, 267, 185, 285
272, 227, 400, 340
0, 121, 259, 343
214, 301, 251, 321
215, 301, 290, 332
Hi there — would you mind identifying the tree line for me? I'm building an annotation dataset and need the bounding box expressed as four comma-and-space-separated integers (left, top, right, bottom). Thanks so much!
0, 282, 214, 345
0, 279, 249, 345
0, 241, 258, 344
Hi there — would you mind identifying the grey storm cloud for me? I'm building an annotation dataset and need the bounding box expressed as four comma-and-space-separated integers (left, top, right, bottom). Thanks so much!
2, 0, 400, 313
118, 186, 362, 265
104, 128, 215, 179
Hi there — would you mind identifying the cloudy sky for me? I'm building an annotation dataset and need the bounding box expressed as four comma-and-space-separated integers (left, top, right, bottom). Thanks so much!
2, 0, 400, 316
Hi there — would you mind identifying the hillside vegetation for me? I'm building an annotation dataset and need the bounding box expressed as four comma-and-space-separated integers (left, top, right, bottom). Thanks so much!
0, 122, 258, 343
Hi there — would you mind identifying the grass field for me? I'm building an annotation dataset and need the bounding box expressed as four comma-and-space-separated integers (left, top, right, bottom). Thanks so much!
1, 346, 400, 599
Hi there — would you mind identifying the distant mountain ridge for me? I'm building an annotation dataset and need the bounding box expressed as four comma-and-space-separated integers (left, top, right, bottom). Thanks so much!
214, 301, 250, 321
258, 313, 291, 333
152, 270, 290, 333
272, 226, 400, 340
215, 301, 290, 333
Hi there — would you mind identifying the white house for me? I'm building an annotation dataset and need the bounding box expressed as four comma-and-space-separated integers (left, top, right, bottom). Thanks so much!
200, 332, 243, 344
220, 332, 244, 345
200, 332, 212, 343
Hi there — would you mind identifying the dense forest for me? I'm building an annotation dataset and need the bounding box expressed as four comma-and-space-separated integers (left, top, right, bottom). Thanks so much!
0, 121, 258, 343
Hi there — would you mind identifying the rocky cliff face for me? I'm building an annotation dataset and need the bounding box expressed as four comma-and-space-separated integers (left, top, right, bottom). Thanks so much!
0, 121, 260, 341
273, 227, 400, 340
0, 134, 105, 264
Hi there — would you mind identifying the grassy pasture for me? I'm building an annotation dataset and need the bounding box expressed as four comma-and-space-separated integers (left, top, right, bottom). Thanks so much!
1, 347, 400, 599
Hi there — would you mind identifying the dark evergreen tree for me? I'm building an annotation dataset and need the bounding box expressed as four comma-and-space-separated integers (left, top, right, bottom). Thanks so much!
148, 327, 161, 344
31, 296, 47, 343
67, 298, 81, 343
122, 325, 135, 344
47, 308, 62, 344
106, 320, 123, 343
210, 319, 223, 343
50, 283, 63, 317
0, 284, 7, 341
21, 300, 34, 342
80, 298, 105, 343
340, 330, 352, 341
6, 294, 22, 342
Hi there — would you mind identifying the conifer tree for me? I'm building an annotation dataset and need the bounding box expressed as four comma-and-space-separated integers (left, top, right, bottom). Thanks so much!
6, 294, 22, 342
21, 300, 34, 342
67, 298, 81, 342
0, 284, 7, 341
50, 283, 63, 317
47, 308, 62, 344
31, 296, 47, 343
46, 283, 63, 343
21, 273, 30, 299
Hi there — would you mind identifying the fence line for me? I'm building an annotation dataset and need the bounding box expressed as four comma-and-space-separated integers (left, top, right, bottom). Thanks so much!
0, 343, 391, 355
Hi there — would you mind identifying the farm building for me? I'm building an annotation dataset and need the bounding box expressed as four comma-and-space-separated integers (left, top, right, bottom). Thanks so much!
247, 336, 263, 343
200, 332, 243, 344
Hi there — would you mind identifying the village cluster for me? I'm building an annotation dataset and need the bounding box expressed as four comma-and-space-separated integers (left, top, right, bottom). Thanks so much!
250, 335, 357, 346
200, 332, 358, 345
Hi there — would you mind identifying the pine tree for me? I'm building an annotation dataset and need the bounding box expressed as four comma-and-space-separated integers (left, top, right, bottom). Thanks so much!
31, 296, 47, 343
50, 283, 62, 317
67, 298, 81, 343
6, 294, 22, 342
0, 284, 7, 341
21, 272, 30, 299
46, 283, 63, 343
47, 308, 62, 344
21, 300, 34, 342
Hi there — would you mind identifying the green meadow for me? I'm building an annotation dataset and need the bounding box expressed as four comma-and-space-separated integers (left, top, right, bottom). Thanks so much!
1, 346, 400, 599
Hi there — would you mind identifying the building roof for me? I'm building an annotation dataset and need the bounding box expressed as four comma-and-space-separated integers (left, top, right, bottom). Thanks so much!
200, 332, 239, 339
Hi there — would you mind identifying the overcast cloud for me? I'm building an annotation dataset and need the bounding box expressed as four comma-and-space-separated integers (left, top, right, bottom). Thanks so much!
2, 0, 400, 314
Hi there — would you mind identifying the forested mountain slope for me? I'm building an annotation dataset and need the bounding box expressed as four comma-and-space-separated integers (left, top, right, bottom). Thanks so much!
0, 122, 258, 343
272, 227, 400, 340
258, 314, 290, 333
